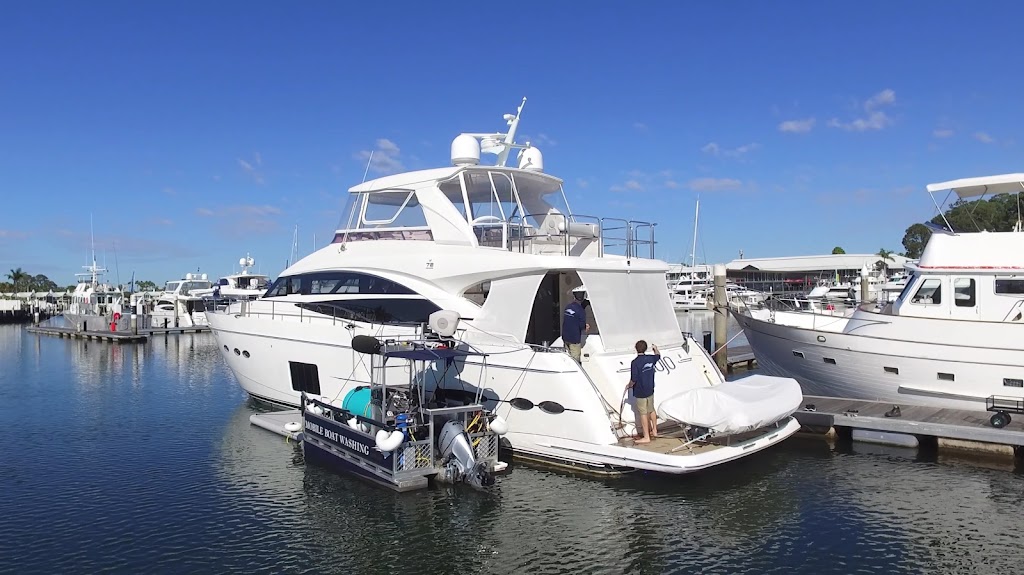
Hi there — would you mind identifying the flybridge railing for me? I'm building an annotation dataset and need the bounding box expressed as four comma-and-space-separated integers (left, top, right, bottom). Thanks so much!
495, 213, 656, 259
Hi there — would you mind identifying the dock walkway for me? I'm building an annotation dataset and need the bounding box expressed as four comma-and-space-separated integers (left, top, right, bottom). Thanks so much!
26, 325, 148, 343
26, 324, 210, 342
793, 395, 1024, 450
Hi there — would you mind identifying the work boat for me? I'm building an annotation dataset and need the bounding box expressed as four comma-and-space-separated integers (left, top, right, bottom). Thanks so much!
64, 257, 124, 331
209, 99, 802, 475
734, 173, 1024, 412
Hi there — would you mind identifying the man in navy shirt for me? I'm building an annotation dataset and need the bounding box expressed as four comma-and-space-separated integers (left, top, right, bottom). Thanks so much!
561, 287, 590, 362
626, 340, 660, 444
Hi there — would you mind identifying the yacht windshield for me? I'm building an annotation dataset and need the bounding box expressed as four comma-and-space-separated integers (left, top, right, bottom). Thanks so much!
438, 168, 573, 228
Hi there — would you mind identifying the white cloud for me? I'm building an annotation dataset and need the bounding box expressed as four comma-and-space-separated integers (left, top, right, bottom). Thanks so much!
534, 133, 556, 147
576, 178, 590, 189
778, 118, 816, 133
153, 218, 173, 226
195, 208, 214, 217
974, 131, 995, 144
355, 138, 404, 174
828, 89, 896, 132
0, 229, 29, 239
664, 180, 679, 189
238, 153, 266, 185
624, 180, 643, 191
702, 142, 760, 158
865, 89, 895, 108
632, 122, 648, 132
687, 177, 742, 192
933, 129, 954, 138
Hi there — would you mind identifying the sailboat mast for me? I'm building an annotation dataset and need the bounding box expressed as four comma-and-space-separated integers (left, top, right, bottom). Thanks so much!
690, 198, 700, 284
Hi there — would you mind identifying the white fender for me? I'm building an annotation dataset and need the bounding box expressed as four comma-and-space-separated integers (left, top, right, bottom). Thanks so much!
284, 421, 302, 433
347, 417, 360, 430
488, 415, 508, 436
375, 429, 404, 452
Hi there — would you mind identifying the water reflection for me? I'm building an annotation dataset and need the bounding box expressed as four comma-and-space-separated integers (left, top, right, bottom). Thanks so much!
3, 324, 1024, 574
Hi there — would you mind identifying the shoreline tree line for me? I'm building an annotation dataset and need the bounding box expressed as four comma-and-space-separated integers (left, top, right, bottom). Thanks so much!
2, 268, 161, 294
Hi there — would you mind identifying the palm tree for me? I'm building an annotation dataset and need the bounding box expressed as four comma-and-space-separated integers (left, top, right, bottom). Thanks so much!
6, 268, 26, 293
875, 249, 895, 272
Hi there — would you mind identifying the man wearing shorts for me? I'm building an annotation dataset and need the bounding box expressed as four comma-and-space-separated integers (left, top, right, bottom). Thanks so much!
561, 287, 590, 362
626, 340, 660, 444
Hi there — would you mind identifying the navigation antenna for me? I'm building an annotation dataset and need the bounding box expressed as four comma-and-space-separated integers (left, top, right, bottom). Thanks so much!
495, 97, 526, 167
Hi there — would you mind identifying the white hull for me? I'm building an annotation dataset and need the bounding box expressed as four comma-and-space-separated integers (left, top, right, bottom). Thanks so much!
735, 311, 1024, 411
210, 310, 799, 474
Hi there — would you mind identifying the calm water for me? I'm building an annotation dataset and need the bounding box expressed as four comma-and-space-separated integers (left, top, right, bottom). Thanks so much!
1, 324, 1022, 574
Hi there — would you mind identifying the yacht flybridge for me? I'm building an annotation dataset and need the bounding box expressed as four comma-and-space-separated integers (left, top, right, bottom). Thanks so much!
209, 99, 802, 475
735, 173, 1024, 411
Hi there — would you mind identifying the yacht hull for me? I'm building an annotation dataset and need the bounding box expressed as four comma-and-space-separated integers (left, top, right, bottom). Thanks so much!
209, 311, 801, 474
735, 311, 1024, 411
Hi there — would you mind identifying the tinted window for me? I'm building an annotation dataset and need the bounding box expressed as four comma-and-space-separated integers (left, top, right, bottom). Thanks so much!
264, 271, 415, 298
995, 278, 1024, 295
297, 298, 440, 324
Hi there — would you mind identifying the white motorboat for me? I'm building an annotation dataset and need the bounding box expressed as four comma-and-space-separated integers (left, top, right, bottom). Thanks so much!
64, 258, 124, 331
193, 255, 271, 304
734, 173, 1024, 412
150, 273, 213, 328
208, 98, 802, 475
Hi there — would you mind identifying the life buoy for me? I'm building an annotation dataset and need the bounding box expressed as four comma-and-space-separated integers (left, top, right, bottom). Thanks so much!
113, 312, 122, 321
825, 303, 835, 311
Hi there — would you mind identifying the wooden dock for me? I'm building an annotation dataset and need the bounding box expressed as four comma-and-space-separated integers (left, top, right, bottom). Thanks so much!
724, 344, 756, 373
26, 325, 148, 343
25, 324, 209, 342
792, 395, 1024, 452
138, 326, 210, 335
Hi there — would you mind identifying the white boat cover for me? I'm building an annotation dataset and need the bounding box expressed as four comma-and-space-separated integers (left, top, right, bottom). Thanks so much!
657, 375, 803, 436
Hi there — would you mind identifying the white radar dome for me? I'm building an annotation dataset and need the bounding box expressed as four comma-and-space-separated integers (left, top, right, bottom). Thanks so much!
451, 134, 480, 166
518, 147, 543, 172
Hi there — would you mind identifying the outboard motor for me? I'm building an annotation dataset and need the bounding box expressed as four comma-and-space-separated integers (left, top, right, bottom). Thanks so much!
437, 420, 495, 488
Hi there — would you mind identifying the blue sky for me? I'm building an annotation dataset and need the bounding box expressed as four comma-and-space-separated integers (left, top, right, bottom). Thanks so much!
1, 2, 1021, 286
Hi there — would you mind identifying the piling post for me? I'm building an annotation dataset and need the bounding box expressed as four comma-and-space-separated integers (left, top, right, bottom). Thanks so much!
130, 313, 138, 335
713, 263, 728, 374
860, 265, 871, 305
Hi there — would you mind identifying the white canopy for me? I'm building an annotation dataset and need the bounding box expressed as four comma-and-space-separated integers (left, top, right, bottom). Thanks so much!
926, 173, 1024, 199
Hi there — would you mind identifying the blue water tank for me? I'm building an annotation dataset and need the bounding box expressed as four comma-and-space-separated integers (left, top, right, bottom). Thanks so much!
342, 386, 373, 417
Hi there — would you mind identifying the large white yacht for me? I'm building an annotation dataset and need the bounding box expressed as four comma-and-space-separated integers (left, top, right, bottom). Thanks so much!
64, 258, 124, 330
734, 173, 1024, 411
149, 273, 213, 328
208, 99, 802, 475
193, 255, 271, 303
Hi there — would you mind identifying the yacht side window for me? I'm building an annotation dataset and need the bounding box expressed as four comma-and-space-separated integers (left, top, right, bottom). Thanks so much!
995, 278, 1024, 295
911, 278, 942, 304
953, 278, 976, 307
264, 277, 287, 297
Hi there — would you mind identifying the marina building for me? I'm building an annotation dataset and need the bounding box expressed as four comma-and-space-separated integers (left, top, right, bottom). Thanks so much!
724, 253, 913, 295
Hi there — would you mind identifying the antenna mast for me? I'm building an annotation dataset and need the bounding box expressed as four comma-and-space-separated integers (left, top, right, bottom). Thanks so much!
496, 97, 527, 167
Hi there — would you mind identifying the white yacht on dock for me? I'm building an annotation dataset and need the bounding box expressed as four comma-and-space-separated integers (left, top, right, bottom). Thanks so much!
64, 258, 124, 330
149, 273, 213, 328
734, 173, 1024, 412
193, 255, 271, 303
208, 99, 802, 475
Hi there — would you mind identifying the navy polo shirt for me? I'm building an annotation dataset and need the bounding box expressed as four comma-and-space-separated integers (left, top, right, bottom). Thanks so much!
630, 353, 660, 398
